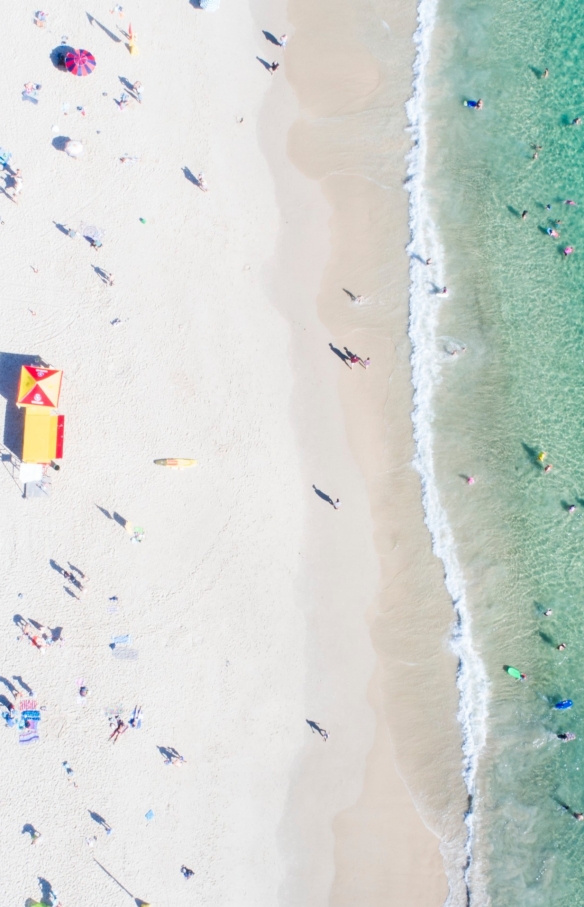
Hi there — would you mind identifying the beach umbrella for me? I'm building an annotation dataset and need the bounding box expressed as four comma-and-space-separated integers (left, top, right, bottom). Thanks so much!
79, 223, 105, 243
64, 139, 83, 158
64, 48, 96, 77
17, 365, 62, 408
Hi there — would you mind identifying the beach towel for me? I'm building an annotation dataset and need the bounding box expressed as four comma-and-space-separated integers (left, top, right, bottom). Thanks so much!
19, 698, 40, 744
129, 705, 143, 729
111, 633, 131, 647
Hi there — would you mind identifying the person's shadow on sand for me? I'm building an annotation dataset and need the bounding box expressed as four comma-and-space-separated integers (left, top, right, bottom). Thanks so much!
312, 485, 334, 506
329, 343, 351, 368
262, 30, 280, 46
182, 166, 202, 187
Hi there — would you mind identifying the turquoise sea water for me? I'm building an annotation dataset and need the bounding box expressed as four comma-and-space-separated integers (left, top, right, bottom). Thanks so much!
420, 1, 584, 903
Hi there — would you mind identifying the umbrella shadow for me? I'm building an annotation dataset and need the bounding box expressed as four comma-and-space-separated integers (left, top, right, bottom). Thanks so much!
50, 46, 74, 69
0, 352, 46, 458
87, 12, 122, 42
52, 136, 71, 153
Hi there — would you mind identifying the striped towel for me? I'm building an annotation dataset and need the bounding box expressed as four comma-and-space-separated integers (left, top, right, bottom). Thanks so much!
19, 699, 40, 744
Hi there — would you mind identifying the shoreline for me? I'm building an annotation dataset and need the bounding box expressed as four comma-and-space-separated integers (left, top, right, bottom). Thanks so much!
406, 0, 489, 899
262, 0, 470, 901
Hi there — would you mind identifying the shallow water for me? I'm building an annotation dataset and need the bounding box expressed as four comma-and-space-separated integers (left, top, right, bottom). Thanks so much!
418, 0, 584, 903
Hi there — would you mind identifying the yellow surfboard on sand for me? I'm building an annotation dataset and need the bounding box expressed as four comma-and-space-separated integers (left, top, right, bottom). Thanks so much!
153, 458, 198, 469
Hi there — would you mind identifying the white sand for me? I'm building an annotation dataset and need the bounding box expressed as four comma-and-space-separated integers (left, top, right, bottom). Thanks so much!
0, 2, 454, 906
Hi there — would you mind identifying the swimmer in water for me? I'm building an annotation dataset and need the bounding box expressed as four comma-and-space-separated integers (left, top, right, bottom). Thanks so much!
542, 68, 549, 78
573, 118, 582, 126
547, 228, 559, 238
543, 609, 553, 616
558, 732, 576, 741
521, 210, 528, 219
557, 643, 567, 651
465, 99, 483, 109
565, 200, 577, 206
563, 247, 574, 256
568, 505, 576, 514
544, 463, 553, 472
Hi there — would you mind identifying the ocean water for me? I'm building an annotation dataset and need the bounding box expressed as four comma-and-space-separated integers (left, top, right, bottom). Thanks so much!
409, 0, 584, 904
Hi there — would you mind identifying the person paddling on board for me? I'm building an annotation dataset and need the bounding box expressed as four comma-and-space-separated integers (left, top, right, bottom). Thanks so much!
464, 99, 483, 109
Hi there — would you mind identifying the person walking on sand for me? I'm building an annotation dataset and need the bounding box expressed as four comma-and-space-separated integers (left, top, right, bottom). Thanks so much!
361, 356, 371, 368
348, 354, 360, 369
197, 172, 208, 192
269, 61, 280, 74
333, 499, 341, 510
279, 34, 288, 47
181, 866, 194, 879
132, 81, 143, 103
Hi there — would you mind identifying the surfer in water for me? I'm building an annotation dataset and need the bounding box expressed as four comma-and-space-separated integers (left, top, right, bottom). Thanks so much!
464, 99, 483, 109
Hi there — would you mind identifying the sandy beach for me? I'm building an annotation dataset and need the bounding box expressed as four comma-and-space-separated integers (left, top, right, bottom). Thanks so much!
1, 2, 463, 906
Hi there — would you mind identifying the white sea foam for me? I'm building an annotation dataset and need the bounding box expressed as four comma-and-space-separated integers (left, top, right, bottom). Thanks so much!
405, 0, 490, 903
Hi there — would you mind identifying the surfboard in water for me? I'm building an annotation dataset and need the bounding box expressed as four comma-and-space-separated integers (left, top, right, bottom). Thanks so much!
505, 666, 523, 680
554, 699, 573, 710
153, 458, 198, 469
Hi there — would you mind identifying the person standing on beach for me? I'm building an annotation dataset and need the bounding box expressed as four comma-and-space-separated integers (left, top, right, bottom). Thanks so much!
197, 172, 208, 192
132, 81, 143, 103
269, 61, 280, 74
361, 357, 371, 368
333, 499, 341, 510
279, 34, 288, 47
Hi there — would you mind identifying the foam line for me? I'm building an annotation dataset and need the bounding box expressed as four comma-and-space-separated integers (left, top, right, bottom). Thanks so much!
405, 0, 490, 901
